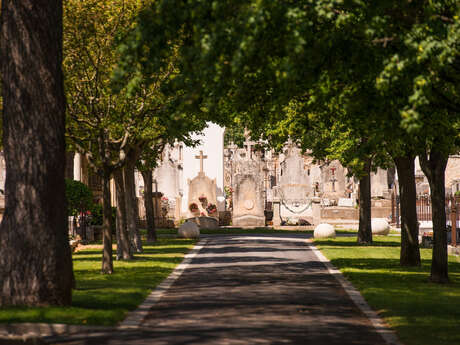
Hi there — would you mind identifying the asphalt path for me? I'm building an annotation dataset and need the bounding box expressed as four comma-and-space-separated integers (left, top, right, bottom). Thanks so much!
50, 234, 389, 345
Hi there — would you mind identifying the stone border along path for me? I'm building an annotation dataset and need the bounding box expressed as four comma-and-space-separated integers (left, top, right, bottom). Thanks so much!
309, 242, 402, 345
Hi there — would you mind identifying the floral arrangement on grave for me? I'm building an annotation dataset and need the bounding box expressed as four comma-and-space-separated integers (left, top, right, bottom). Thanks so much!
206, 203, 217, 215
161, 196, 170, 217
198, 195, 208, 208
224, 186, 233, 198
189, 203, 199, 213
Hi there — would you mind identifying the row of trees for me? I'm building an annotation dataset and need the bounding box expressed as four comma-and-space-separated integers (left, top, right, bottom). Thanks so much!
63, 0, 212, 274
0, 0, 209, 306
118, 0, 459, 283
1, 0, 458, 307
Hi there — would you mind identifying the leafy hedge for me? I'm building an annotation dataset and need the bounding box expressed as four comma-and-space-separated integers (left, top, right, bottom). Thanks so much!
65, 179, 93, 217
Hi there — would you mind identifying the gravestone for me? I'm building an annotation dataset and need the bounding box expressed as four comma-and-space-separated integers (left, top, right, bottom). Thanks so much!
187, 150, 218, 219
371, 168, 389, 198
321, 160, 346, 199
232, 138, 265, 227
278, 145, 313, 223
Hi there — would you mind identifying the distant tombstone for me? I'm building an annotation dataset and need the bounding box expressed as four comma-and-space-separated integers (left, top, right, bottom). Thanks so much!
321, 160, 346, 199
371, 168, 388, 198
278, 145, 312, 223
187, 150, 218, 219
232, 139, 265, 227
154, 156, 180, 201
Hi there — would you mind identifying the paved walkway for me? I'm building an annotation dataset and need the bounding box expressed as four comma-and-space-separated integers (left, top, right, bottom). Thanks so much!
50, 235, 392, 345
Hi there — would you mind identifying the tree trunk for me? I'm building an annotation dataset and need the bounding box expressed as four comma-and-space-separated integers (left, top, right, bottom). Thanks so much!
123, 154, 143, 253
420, 149, 449, 283
142, 169, 157, 242
101, 173, 114, 274
394, 155, 421, 266
357, 159, 372, 244
114, 169, 132, 260
0, 0, 73, 306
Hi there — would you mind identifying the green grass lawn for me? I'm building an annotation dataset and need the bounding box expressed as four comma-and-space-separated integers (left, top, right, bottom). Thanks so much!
0, 238, 196, 326
314, 236, 460, 345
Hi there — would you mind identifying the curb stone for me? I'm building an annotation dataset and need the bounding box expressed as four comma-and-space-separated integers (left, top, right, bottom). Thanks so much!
309, 241, 403, 345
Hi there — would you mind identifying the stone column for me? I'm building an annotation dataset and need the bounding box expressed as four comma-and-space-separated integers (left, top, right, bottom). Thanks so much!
312, 202, 321, 226
175, 196, 182, 222
272, 198, 281, 226
73, 153, 82, 181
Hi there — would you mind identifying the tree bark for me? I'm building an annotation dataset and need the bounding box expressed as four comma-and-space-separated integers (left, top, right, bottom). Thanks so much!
123, 153, 143, 253
142, 169, 157, 242
420, 148, 449, 283
101, 173, 114, 274
357, 159, 372, 244
394, 155, 421, 266
0, 0, 73, 306
114, 169, 132, 260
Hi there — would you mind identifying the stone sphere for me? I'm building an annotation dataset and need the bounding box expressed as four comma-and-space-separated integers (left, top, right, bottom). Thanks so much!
178, 221, 200, 239
371, 218, 390, 235
314, 223, 336, 239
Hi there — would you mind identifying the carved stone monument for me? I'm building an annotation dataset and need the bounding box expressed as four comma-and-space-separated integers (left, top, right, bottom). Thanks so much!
321, 160, 346, 200
232, 137, 265, 227
278, 145, 313, 224
187, 150, 218, 220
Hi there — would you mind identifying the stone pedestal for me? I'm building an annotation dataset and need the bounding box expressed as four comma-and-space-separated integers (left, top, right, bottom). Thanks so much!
312, 202, 321, 226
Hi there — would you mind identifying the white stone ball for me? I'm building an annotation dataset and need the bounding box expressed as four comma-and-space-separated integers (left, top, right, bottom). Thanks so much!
314, 223, 336, 239
178, 221, 200, 239
371, 218, 390, 235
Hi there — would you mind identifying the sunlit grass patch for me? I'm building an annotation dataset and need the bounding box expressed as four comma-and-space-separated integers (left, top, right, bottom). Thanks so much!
0, 238, 196, 326
315, 236, 460, 345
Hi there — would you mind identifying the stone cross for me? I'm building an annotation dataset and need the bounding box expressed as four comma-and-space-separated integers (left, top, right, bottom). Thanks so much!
195, 150, 208, 173
244, 138, 255, 159
330, 167, 337, 192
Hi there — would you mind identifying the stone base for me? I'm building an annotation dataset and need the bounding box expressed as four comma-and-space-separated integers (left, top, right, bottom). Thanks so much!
219, 211, 232, 226
232, 214, 265, 227
321, 207, 358, 220
189, 216, 219, 230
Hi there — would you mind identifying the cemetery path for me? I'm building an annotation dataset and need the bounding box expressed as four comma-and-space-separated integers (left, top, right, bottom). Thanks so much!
50, 234, 393, 345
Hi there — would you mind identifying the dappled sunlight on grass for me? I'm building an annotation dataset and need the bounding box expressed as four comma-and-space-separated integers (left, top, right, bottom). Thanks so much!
315, 236, 460, 345
0, 238, 196, 326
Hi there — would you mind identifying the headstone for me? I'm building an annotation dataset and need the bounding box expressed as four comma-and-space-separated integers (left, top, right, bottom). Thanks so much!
178, 221, 200, 239
314, 223, 336, 238
371, 218, 390, 235
181, 123, 225, 215
371, 168, 389, 198
278, 145, 313, 223
232, 139, 265, 227
322, 160, 346, 199
187, 150, 218, 219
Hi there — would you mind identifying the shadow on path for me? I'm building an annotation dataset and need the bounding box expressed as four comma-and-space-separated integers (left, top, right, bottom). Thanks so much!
49, 235, 387, 345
